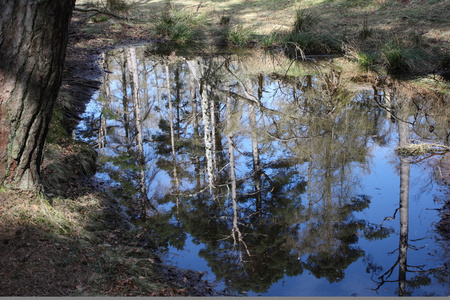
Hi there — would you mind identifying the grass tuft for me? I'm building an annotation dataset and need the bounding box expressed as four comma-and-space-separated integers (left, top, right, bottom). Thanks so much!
292, 8, 320, 34
283, 7, 340, 55
381, 41, 425, 75
154, 6, 207, 44
343, 43, 378, 72
225, 25, 253, 46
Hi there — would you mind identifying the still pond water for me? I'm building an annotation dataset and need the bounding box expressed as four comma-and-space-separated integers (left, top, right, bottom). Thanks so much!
77, 45, 449, 296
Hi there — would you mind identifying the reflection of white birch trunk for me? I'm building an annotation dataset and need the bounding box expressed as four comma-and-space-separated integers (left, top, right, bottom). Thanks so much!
397, 111, 410, 296
187, 59, 214, 192
201, 85, 214, 192
166, 64, 180, 207
127, 48, 149, 219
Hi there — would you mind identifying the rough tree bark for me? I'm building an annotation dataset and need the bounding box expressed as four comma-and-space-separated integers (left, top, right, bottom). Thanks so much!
0, 0, 76, 189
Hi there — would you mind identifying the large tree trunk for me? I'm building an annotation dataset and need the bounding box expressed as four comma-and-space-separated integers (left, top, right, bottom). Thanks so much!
0, 0, 75, 189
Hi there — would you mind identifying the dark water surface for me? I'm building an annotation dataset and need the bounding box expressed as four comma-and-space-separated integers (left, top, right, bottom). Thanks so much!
77, 45, 449, 296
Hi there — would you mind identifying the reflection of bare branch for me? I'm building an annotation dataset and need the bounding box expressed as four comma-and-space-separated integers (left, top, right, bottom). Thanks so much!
217, 88, 282, 116
372, 85, 414, 126
261, 114, 324, 141
370, 258, 400, 293
381, 208, 399, 226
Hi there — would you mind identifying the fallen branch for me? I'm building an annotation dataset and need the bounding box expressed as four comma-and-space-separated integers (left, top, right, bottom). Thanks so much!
74, 7, 127, 20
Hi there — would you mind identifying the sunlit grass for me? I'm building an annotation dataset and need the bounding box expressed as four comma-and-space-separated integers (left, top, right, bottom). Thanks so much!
0, 188, 100, 237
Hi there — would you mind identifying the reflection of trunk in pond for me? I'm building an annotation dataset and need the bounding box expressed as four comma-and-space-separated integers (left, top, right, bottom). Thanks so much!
249, 74, 263, 214
226, 87, 248, 261
154, 64, 163, 114
188, 67, 202, 190
212, 93, 225, 185
98, 53, 111, 152
188, 68, 201, 190
120, 50, 131, 141
127, 48, 149, 220
174, 66, 182, 136
200, 72, 214, 193
370, 94, 415, 295
398, 111, 410, 296
186, 59, 215, 192
201, 82, 214, 192
165, 64, 181, 208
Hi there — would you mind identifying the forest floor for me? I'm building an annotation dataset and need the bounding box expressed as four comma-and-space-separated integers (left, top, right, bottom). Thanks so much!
0, 0, 449, 296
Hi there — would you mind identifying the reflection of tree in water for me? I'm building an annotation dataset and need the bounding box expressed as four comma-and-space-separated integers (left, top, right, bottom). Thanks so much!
164, 58, 389, 293
81, 48, 449, 294
367, 83, 449, 296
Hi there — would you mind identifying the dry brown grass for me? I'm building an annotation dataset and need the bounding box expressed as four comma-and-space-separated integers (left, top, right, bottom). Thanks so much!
75, 0, 449, 74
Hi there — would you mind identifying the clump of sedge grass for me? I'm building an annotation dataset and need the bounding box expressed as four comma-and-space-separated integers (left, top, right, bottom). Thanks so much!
343, 43, 378, 72
381, 41, 426, 75
261, 32, 280, 48
225, 25, 253, 46
292, 8, 320, 33
283, 8, 340, 55
154, 6, 206, 44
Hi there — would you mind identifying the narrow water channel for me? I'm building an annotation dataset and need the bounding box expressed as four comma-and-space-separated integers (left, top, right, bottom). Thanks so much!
77, 45, 449, 296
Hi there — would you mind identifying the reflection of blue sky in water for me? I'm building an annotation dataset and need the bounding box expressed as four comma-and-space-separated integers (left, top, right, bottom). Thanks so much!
76, 46, 449, 296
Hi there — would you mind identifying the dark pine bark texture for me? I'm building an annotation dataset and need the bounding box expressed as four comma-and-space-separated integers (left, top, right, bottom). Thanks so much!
0, 0, 75, 189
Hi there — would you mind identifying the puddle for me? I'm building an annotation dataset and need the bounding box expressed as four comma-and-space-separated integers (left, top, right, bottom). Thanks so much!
77, 45, 449, 296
